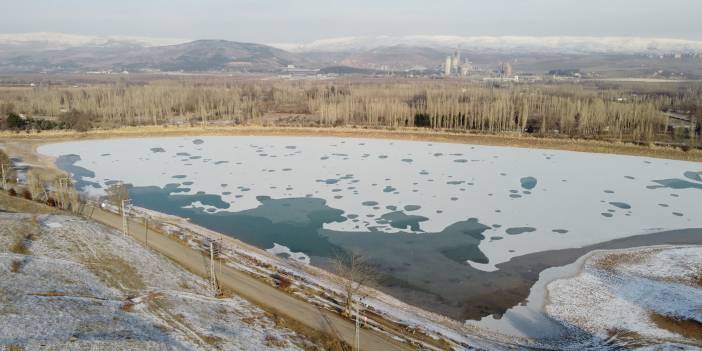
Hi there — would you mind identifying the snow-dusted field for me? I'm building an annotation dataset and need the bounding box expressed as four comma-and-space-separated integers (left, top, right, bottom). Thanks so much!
39, 136, 702, 270
544, 246, 702, 349
0, 213, 312, 350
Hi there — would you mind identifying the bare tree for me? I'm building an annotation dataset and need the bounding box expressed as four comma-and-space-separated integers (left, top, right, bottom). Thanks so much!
0, 149, 16, 189
332, 252, 377, 317
105, 182, 129, 213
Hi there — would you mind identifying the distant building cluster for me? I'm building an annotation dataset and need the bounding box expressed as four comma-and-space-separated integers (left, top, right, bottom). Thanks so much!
443, 50, 473, 77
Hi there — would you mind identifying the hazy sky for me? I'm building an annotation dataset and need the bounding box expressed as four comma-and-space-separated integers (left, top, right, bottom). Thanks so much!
2, 0, 701, 43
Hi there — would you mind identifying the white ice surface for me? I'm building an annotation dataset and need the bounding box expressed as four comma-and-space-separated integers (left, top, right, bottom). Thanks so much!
39, 136, 702, 268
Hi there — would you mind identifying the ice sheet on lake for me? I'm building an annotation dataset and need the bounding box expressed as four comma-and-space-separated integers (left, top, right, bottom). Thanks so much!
39, 136, 702, 268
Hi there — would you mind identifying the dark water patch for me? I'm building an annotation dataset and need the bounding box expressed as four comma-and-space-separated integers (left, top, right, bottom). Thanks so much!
238, 186, 250, 192
378, 211, 429, 231
604, 190, 615, 194
454, 159, 468, 163
520, 177, 537, 190
648, 178, 702, 190
609, 202, 631, 209
401, 158, 413, 163
673, 212, 684, 217
509, 194, 522, 199
447, 180, 464, 185
171, 175, 187, 179
320, 156, 329, 160
383, 186, 397, 193
192, 139, 204, 145
317, 179, 339, 185
509, 189, 518, 194
658, 203, 669, 207
150, 147, 166, 153
55, 154, 102, 191
433, 153, 443, 157
624, 176, 635, 180
182, 181, 194, 186
214, 161, 229, 165
450, 197, 459, 201
386, 205, 397, 211
378, 155, 388, 159
684, 171, 702, 182
403, 205, 421, 212
362, 201, 378, 206
189, 156, 202, 160
490, 236, 503, 242
552, 229, 569, 234
104, 180, 119, 186
285, 145, 297, 149
222, 191, 231, 195
601, 212, 614, 218
100, 153, 111, 157
331, 188, 342, 193
176, 152, 190, 156
282, 168, 292, 172
505, 227, 536, 235
164, 183, 191, 193
419, 170, 429, 175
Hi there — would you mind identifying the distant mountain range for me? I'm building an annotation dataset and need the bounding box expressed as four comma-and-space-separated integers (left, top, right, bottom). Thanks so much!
272, 35, 702, 54
1, 33, 701, 76
0, 36, 305, 73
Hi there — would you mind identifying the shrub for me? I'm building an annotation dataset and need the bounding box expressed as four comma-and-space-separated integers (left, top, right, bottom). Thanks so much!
22, 188, 32, 200
46, 197, 57, 207
277, 275, 292, 291
8, 188, 16, 196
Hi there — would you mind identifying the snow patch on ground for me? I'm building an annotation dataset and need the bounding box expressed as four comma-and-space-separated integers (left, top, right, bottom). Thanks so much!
544, 246, 702, 348
266, 243, 311, 265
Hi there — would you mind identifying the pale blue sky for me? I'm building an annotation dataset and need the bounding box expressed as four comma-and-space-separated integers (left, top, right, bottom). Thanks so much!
2, 0, 701, 42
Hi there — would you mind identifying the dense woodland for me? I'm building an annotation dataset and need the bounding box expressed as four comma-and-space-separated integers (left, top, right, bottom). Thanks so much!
1, 79, 700, 145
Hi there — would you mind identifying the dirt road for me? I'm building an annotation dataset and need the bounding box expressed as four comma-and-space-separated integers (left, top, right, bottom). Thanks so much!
82, 204, 417, 351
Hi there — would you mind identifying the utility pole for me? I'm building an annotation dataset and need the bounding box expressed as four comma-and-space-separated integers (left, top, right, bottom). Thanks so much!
355, 302, 360, 351
209, 241, 220, 296
121, 199, 131, 236
144, 216, 149, 248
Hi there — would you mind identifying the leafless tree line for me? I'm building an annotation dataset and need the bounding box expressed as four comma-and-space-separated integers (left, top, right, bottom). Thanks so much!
1, 80, 700, 143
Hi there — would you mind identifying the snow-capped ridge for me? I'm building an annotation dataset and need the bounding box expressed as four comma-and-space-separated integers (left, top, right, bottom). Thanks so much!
271, 35, 702, 54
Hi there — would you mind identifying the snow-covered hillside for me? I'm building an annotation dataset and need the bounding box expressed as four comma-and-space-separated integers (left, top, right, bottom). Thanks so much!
0, 213, 313, 350
0, 32, 187, 51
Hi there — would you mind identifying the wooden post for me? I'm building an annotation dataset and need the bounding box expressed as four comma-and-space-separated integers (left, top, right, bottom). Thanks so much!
144, 217, 149, 248
121, 199, 130, 236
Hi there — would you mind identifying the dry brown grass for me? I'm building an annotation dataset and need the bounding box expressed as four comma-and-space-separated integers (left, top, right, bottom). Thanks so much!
81, 254, 145, 292
10, 259, 22, 273
592, 248, 663, 272
649, 312, 702, 342
201, 334, 224, 348
6, 345, 25, 351
0, 191, 59, 214
264, 334, 287, 348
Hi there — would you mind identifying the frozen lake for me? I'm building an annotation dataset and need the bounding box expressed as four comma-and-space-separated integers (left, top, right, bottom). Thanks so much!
39, 136, 702, 320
